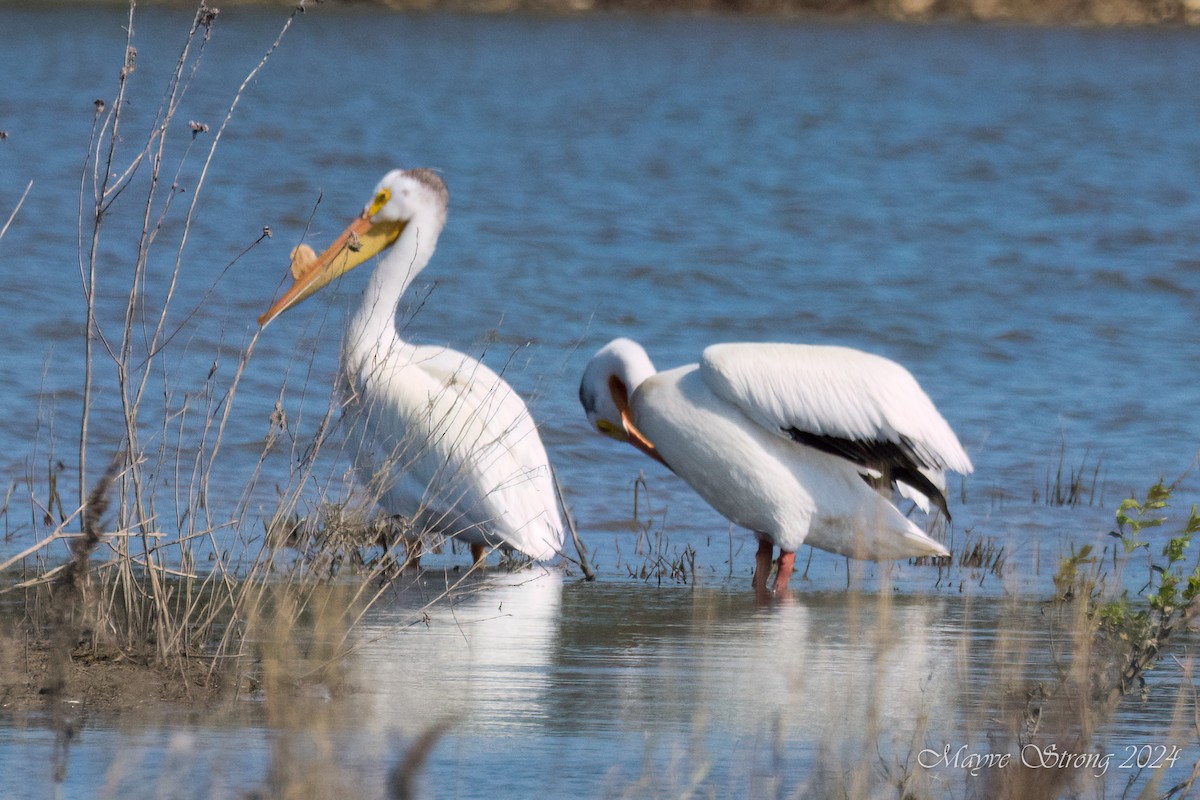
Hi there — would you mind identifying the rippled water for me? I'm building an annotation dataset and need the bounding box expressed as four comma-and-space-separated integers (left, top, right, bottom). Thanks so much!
1, 571, 1196, 796
2, 5, 1200, 797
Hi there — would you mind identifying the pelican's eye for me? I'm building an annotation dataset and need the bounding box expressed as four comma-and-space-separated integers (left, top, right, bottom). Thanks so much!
367, 188, 392, 217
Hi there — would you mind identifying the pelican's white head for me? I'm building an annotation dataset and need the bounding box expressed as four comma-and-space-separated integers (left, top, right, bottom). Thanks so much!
578, 337, 657, 442
259, 168, 449, 327
368, 168, 449, 232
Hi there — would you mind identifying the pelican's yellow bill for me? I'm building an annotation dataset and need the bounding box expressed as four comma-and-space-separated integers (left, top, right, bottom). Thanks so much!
258, 215, 406, 327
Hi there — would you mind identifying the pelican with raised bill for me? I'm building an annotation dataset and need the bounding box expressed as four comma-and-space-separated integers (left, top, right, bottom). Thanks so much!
579, 338, 973, 597
259, 169, 565, 567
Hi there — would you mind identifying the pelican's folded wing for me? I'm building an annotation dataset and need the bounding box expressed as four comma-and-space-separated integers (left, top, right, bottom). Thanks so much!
362, 345, 565, 560
699, 343, 973, 491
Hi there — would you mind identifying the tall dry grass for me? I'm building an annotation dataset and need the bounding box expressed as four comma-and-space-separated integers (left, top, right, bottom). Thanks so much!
0, 4, 477, 790
56, 0, 317, 680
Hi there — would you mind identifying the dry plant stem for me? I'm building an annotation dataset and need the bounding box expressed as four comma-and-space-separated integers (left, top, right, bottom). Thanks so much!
0, 180, 32, 243
1153, 656, 1200, 799
554, 471, 595, 580
152, 3, 305, 499
111, 9, 223, 622
45, 458, 120, 784
0, 513, 86, 578
78, 1, 136, 521
57, 0, 311, 679
210, 389, 342, 674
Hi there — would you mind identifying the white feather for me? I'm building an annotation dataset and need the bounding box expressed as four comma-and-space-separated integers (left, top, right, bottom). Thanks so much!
634, 365, 946, 559
581, 338, 974, 563
346, 343, 562, 560
700, 343, 974, 475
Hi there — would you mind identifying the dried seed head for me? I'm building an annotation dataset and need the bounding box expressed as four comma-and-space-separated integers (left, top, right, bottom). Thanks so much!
121, 46, 137, 77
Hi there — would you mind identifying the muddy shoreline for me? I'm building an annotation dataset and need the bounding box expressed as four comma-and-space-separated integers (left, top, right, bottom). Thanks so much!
0, 626, 227, 718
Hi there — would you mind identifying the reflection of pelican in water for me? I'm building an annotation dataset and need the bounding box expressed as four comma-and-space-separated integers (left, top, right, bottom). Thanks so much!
686, 595, 955, 741
546, 585, 958, 785
351, 568, 564, 738
259, 169, 564, 566
579, 339, 972, 596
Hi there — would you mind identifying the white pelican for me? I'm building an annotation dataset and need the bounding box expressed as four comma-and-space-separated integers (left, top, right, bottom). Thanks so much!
260, 168, 564, 565
579, 338, 972, 595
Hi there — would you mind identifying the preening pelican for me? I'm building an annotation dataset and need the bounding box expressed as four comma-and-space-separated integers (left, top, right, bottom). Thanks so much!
260, 169, 564, 565
580, 338, 972, 595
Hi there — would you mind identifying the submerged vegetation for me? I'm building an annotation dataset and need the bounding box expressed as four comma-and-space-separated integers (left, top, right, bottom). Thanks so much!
1036, 441, 1104, 508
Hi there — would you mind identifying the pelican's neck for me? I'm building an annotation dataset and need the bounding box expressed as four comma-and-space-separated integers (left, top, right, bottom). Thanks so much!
344, 218, 441, 369
608, 338, 658, 396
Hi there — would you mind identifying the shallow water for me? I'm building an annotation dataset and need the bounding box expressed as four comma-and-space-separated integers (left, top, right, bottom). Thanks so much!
2, 4, 1200, 797
1, 571, 1196, 797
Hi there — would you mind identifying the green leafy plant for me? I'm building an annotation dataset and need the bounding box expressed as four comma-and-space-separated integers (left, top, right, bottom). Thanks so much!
1097, 480, 1200, 700
1051, 543, 1097, 602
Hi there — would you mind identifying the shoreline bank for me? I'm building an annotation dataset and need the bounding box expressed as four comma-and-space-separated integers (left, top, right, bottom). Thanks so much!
4, 0, 1200, 27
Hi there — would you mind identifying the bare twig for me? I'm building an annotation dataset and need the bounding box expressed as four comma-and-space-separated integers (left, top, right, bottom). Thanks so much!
0, 180, 32, 243
554, 470, 595, 580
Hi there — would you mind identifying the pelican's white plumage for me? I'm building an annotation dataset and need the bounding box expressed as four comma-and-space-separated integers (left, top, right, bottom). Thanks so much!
701, 343, 973, 475
580, 338, 972, 594
261, 169, 563, 563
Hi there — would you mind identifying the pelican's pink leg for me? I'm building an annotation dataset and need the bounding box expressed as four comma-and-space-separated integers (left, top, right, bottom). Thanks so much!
753, 536, 774, 597
773, 550, 796, 594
